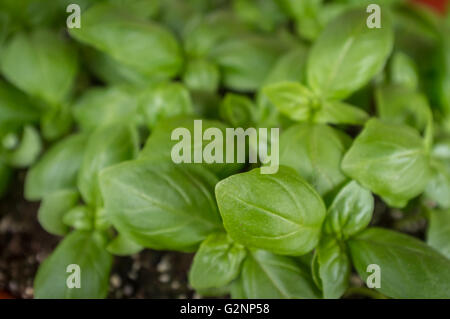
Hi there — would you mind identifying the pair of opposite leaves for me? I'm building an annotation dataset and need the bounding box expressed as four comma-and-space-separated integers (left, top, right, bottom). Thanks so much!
262, 7, 432, 208
99, 160, 450, 299
263, 7, 393, 125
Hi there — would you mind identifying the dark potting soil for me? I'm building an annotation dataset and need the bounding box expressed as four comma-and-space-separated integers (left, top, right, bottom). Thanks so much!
0, 171, 198, 299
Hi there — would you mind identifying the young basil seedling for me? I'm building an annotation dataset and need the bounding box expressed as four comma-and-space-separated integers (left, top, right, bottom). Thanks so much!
0, 1, 448, 300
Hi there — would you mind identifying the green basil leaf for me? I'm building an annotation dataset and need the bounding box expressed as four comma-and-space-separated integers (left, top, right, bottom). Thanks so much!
433, 26, 450, 115
63, 206, 94, 231
278, 0, 323, 41
1, 130, 19, 152
311, 251, 321, 289
348, 227, 450, 299
324, 181, 374, 239
389, 51, 419, 90
34, 230, 112, 299
38, 190, 79, 236
0, 0, 95, 28
307, 8, 394, 100
256, 46, 309, 128
0, 11, 10, 46
263, 46, 308, 86
69, 2, 182, 79
316, 236, 350, 299
314, 100, 369, 125
25, 133, 87, 201
446, 6, 450, 26
77, 124, 138, 207
93, 207, 111, 231
425, 140, 450, 208
83, 48, 153, 86
316, 2, 354, 35
427, 209, 450, 259
107, 0, 160, 19
0, 80, 40, 129
210, 35, 289, 92
216, 166, 326, 256
196, 285, 231, 298
1, 29, 77, 106
263, 81, 318, 122
100, 161, 222, 252
279, 123, 351, 196
254, 94, 285, 129
375, 85, 430, 132
106, 233, 143, 256
230, 276, 247, 298
139, 117, 244, 179
425, 160, 450, 209
183, 59, 220, 93
189, 233, 246, 290
183, 11, 247, 58
159, 0, 209, 36
342, 118, 431, 208
431, 138, 450, 161
73, 86, 140, 132
139, 82, 194, 129
40, 105, 73, 141
232, 0, 287, 32
3, 125, 41, 168
219, 93, 256, 128
241, 249, 320, 298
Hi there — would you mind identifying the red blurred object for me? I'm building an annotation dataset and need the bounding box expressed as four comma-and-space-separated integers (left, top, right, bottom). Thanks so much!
411, 0, 449, 13
0, 291, 14, 299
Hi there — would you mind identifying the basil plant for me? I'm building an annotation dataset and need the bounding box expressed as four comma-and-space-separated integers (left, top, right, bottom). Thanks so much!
0, 0, 449, 299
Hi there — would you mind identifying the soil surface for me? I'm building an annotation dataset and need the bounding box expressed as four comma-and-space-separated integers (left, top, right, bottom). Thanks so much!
0, 171, 198, 299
